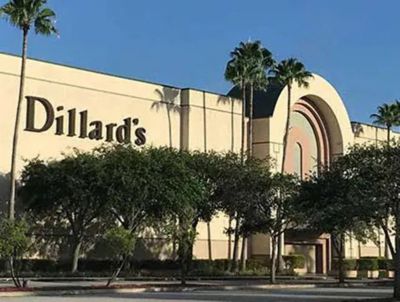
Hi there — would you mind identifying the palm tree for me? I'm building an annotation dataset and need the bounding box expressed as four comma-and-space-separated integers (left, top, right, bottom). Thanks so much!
269, 58, 313, 174
225, 41, 273, 272
225, 41, 273, 159
370, 102, 399, 147
0, 0, 57, 220
370, 101, 400, 260
269, 58, 312, 274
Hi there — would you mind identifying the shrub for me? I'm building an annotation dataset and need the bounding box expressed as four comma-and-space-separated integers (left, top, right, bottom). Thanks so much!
377, 258, 394, 270
213, 259, 229, 271
283, 254, 305, 269
343, 259, 357, 270
357, 257, 379, 271
246, 258, 268, 271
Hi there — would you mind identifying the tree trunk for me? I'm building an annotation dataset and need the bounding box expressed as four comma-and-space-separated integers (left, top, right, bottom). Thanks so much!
240, 81, 246, 164
333, 235, 345, 284
207, 222, 212, 261
9, 28, 29, 221
387, 126, 391, 148
227, 215, 232, 262
107, 255, 128, 287
276, 232, 285, 273
9, 257, 21, 288
240, 235, 246, 271
281, 83, 292, 174
270, 235, 277, 284
393, 216, 400, 299
382, 222, 395, 258
248, 83, 253, 158
276, 84, 292, 273
71, 240, 82, 273
231, 215, 240, 273
231, 99, 235, 151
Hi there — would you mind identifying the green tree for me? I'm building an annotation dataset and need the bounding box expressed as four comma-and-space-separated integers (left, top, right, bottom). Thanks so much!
20, 152, 108, 273
370, 102, 400, 146
269, 58, 312, 271
370, 103, 400, 260
0, 0, 57, 220
146, 147, 206, 285
184, 151, 224, 263
296, 159, 375, 284
97, 144, 158, 283
337, 143, 400, 298
102, 226, 136, 287
245, 173, 299, 283
216, 154, 272, 272
0, 219, 29, 287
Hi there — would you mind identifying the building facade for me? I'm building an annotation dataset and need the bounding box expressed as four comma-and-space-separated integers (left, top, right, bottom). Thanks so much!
0, 53, 397, 272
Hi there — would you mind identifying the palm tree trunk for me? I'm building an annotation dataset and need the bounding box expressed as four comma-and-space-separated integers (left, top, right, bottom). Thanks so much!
231, 100, 235, 151
240, 81, 246, 164
248, 83, 254, 158
9, 28, 29, 221
281, 83, 292, 174
385, 126, 391, 259
393, 215, 400, 299
276, 84, 292, 273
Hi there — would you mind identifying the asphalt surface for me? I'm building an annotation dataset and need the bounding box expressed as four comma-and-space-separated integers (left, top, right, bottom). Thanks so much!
0, 287, 393, 302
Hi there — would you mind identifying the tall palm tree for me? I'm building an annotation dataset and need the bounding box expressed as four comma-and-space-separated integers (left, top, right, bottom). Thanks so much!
225, 41, 273, 159
370, 102, 399, 147
370, 101, 400, 260
269, 58, 312, 273
0, 0, 58, 220
225, 41, 273, 272
269, 58, 313, 174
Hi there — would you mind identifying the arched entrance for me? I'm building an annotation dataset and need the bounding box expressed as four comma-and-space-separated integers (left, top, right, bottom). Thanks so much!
247, 74, 354, 274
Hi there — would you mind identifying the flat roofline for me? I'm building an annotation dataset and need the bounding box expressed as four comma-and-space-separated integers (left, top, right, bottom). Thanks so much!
0, 51, 233, 98
351, 121, 400, 134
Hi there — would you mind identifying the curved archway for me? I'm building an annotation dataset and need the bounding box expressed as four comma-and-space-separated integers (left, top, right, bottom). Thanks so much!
268, 74, 353, 172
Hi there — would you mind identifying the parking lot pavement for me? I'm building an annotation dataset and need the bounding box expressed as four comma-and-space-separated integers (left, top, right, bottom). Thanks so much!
0, 287, 393, 302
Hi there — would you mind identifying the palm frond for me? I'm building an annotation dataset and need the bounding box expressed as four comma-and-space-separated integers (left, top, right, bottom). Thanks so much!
0, 0, 57, 35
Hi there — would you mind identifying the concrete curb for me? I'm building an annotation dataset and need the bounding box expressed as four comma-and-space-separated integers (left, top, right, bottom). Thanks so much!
0, 281, 393, 297
0, 284, 319, 297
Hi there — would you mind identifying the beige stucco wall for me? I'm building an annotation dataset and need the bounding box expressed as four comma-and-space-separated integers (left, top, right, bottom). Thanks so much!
353, 122, 400, 146
1, 52, 394, 265
0, 53, 242, 260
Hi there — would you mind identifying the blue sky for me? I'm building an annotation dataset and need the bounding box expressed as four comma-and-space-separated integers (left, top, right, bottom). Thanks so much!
0, 0, 399, 123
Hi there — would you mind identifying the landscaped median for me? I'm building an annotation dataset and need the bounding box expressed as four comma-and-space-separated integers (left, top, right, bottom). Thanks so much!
0, 279, 323, 298
0, 277, 394, 298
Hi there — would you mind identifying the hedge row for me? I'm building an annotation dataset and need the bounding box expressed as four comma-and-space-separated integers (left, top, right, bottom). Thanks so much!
333, 257, 394, 271
0, 255, 305, 274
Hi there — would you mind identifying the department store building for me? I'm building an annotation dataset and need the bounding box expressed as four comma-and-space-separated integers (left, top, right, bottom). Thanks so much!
0, 53, 396, 274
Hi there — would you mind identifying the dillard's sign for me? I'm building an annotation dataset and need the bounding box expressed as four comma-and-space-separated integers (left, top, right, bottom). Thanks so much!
25, 96, 147, 146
